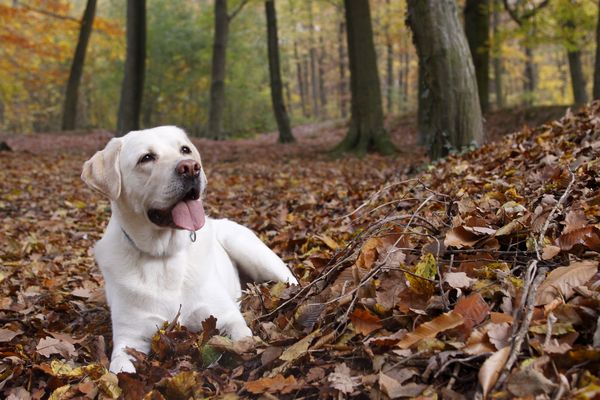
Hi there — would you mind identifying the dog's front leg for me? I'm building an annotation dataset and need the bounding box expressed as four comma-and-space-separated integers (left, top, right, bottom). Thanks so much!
184, 299, 252, 341
214, 219, 298, 284
109, 314, 161, 373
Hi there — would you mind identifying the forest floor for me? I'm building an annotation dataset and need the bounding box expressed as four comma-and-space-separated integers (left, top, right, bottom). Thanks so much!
1, 104, 599, 399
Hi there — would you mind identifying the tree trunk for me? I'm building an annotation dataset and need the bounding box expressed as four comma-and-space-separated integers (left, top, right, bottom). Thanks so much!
318, 36, 328, 118
594, 0, 600, 99
523, 44, 535, 105
265, 0, 294, 143
337, 19, 348, 119
464, 0, 490, 114
62, 0, 97, 131
308, 0, 320, 119
117, 0, 146, 136
294, 42, 309, 118
336, 0, 393, 154
407, 0, 484, 160
208, 0, 229, 139
567, 50, 588, 107
385, 0, 393, 115
492, 0, 504, 109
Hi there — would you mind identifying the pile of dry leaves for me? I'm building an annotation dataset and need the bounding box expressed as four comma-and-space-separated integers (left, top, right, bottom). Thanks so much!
1, 104, 599, 399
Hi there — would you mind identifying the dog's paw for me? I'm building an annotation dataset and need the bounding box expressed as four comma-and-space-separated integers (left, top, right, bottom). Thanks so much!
229, 324, 253, 341
109, 354, 136, 374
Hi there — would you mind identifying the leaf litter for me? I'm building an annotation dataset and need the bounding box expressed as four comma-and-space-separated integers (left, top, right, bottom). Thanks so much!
1, 105, 600, 398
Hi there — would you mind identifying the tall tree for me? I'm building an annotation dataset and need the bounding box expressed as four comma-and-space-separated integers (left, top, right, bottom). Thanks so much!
117, 0, 146, 136
337, 17, 348, 119
595, 0, 600, 100
503, 0, 549, 105
492, 0, 504, 108
207, 0, 248, 139
265, 0, 294, 143
464, 0, 490, 114
336, 0, 393, 154
385, 0, 394, 114
62, 0, 97, 131
561, 3, 588, 107
407, 0, 484, 160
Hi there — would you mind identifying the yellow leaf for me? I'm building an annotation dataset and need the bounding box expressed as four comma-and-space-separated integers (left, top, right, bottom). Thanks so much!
405, 253, 436, 295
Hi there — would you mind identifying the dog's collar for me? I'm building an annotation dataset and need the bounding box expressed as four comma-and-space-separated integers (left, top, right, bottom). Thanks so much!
121, 227, 145, 254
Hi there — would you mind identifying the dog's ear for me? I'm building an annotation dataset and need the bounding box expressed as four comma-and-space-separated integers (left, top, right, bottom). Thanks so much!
81, 138, 123, 200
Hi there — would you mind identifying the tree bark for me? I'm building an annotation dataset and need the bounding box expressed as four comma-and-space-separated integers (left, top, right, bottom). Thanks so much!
492, 0, 504, 109
594, 0, 600, 99
523, 44, 535, 105
62, 0, 97, 131
567, 50, 588, 107
385, 0, 394, 115
318, 35, 328, 118
336, 0, 393, 154
337, 19, 348, 119
208, 0, 229, 139
464, 0, 490, 114
265, 0, 294, 143
117, 0, 146, 136
308, 0, 320, 119
294, 42, 309, 118
407, 0, 484, 160
564, 19, 588, 107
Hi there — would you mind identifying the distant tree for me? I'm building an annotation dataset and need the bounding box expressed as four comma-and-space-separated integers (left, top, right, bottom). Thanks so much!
564, 18, 588, 107
336, 0, 393, 154
62, 0, 97, 130
464, 0, 490, 114
491, 0, 504, 108
407, 0, 484, 160
207, 0, 249, 139
503, 0, 549, 105
595, 0, 600, 100
265, 0, 294, 143
117, 0, 146, 136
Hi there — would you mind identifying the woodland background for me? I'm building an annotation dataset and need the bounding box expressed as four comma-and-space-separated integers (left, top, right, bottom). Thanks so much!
1, 0, 600, 399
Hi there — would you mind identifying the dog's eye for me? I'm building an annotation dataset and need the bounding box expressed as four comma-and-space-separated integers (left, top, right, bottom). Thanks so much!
181, 146, 191, 154
138, 153, 156, 164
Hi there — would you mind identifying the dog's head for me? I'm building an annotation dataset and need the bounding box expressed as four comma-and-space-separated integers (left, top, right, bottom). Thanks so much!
82, 126, 207, 231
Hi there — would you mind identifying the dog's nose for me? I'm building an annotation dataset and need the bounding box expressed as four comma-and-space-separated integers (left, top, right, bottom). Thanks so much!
176, 159, 201, 178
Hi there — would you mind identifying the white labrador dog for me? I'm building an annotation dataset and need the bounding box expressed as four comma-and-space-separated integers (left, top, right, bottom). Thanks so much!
82, 126, 297, 373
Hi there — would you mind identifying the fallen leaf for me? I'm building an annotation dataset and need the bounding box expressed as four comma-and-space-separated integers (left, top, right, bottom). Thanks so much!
445, 272, 475, 289
279, 329, 320, 362
397, 311, 464, 349
36, 337, 77, 358
453, 293, 490, 333
328, 363, 357, 394
244, 374, 299, 395
0, 328, 23, 342
478, 346, 510, 399
535, 260, 598, 305
506, 367, 556, 397
350, 307, 383, 336
379, 372, 426, 399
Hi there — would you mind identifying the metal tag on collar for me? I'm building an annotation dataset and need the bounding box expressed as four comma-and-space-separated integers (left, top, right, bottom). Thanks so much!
190, 231, 196, 242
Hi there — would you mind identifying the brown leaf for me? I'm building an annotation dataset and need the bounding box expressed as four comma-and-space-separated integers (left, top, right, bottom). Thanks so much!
244, 374, 299, 395
379, 372, 426, 399
478, 346, 510, 399
397, 311, 464, 349
444, 227, 481, 249
445, 272, 475, 289
36, 337, 77, 358
563, 209, 588, 234
350, 307, 383, 336
506, 368, 556, 397
328, 363, 357, 394
0, 328, 23, 342
453, 293, 490, 332
557, 226, 600, 252
535, 260, 598, 305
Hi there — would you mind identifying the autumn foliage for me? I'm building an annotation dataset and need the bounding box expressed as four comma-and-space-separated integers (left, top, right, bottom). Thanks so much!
1, 104, 600, 398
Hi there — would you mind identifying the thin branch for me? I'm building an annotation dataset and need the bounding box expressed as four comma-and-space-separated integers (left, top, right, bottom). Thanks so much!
19, 3, 79, 23
228, 0, 250, 21
502, 0, 550, 25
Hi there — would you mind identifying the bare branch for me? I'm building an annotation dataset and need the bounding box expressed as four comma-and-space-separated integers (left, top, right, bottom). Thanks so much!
19, 3, 79, 23
502, 0, 550, 25
228, 0, 250, 21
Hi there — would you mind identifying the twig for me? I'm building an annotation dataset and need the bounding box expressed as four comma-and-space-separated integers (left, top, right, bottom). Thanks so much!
340, 179, 416, 220
494, 262, 548, 390
536, 169, 576, 260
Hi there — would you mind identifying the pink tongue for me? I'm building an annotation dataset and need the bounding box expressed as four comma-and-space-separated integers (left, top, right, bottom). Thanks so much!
171, 199, 206, 231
